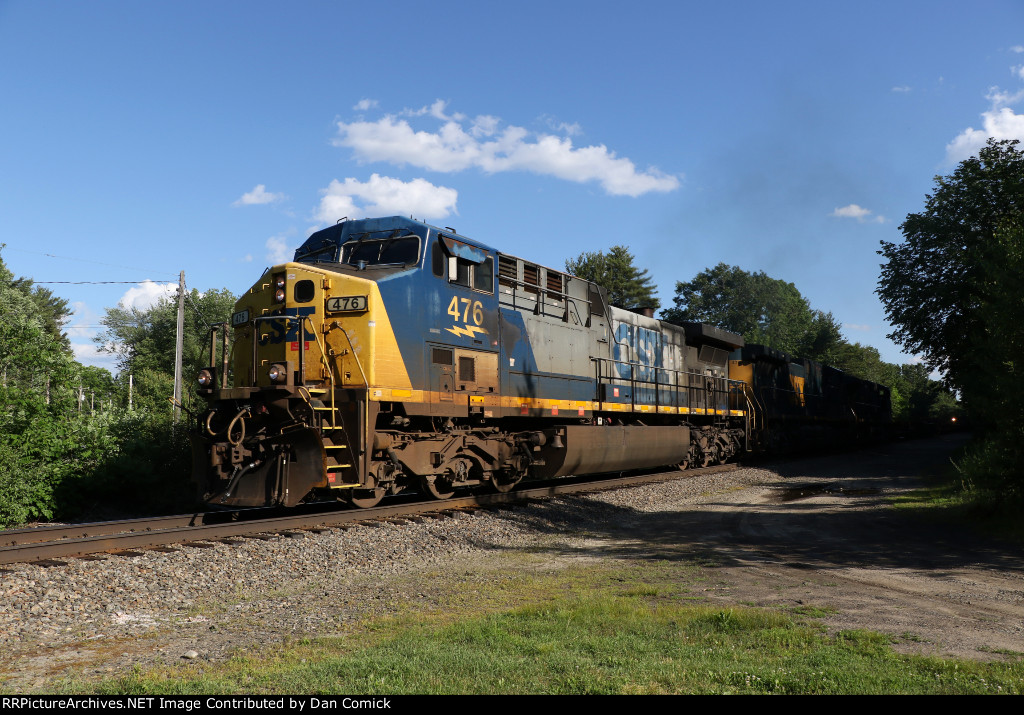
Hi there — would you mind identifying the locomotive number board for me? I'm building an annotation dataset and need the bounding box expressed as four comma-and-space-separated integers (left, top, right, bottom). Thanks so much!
326, 295, 369, 312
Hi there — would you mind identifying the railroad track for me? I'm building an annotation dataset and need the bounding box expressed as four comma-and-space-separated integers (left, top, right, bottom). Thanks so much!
0, 464, 738, 567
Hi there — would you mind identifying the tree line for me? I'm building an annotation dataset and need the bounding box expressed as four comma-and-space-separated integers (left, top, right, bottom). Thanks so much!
0, 249, 236, 527
878, 138, 1023, 498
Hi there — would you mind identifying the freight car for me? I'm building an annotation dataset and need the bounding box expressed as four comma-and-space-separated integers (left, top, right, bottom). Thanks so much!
190, 216, 887, 508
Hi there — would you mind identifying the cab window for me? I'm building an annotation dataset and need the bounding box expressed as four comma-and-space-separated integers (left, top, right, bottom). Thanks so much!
450, 255, 493, 294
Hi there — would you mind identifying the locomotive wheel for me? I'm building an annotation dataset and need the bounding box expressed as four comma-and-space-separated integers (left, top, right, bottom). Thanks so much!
348, 487, 385, 508
714, 437, 728, 465
490, 470, 521, 493
421, 475, 456, 500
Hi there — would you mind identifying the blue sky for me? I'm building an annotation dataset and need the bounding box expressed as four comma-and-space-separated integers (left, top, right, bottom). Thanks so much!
2, 1, 1023, 373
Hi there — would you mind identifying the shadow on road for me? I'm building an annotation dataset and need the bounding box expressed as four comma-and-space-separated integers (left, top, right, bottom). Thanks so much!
483, 434, 1024, 576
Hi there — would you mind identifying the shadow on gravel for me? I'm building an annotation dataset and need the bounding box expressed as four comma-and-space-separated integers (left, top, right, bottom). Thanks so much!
486, 434, 1024, 576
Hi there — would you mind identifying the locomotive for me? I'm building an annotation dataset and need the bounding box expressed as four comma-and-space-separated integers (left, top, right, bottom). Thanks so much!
191, 216, 889, 508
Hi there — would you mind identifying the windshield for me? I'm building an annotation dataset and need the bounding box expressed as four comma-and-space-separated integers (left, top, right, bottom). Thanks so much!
340, 235, 420, 267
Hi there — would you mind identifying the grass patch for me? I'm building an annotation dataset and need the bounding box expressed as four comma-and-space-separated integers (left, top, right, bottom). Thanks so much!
978, 646, 1024, 659
41, 559, 1024, 696
887, 441, 1024, 545
790, 604, 839, 618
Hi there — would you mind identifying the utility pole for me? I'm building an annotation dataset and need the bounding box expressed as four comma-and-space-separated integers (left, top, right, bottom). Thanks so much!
173, 270, 185, 423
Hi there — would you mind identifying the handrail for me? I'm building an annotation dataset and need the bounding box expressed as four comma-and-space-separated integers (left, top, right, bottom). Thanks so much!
498, 274, 595, 326
335, 326, 370, 465
302, 315, 338, 430
249, 315, 307, 386
590, 356, 745, 417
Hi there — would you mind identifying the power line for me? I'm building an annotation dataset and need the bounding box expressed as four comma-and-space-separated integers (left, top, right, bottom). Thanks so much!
2, 246, 175, 276
29, 280, 170, 285
182, 284, 215, 325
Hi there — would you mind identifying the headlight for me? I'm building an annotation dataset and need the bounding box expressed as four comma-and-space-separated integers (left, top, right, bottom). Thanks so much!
274, 288, 286, 302
197, 369, 214, 387
268, 363, 287, 383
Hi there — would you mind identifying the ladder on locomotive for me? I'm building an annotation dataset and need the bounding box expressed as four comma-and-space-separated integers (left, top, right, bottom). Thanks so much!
302, 315, 364, 490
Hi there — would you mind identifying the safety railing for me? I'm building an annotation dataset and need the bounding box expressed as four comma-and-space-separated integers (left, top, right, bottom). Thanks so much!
591, 356, 747, 419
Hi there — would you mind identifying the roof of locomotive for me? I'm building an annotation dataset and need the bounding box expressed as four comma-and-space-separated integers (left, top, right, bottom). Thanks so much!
294, 216, 493, 263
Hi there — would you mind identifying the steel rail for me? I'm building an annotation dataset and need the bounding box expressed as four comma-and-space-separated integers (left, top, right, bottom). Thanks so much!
0, 464, 738, 566
0, 508, 288, 547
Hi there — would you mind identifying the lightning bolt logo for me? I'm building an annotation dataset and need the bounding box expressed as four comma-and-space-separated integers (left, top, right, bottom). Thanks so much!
446, 325, 489, 338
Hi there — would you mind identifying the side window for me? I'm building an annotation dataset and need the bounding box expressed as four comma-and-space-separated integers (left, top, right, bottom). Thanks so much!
453, 257, 472, 287
473, 257, 493, 292
448, 255, 494, 294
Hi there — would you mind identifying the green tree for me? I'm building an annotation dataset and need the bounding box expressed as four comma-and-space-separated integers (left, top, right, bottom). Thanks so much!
662, 262, 844, 360
95, 287, 237, 412
0, 249, 94, 524
0, 245, 73, 350
879, 138, 1023, 494
565, 245, 660, 310
878, 138, 1024, 393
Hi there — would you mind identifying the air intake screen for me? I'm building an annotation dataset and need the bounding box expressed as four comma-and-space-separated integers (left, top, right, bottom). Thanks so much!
459, 356, 476, 382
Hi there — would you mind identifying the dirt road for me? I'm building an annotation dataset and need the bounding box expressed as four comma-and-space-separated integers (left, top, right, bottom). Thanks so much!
597, 433, 1024, 660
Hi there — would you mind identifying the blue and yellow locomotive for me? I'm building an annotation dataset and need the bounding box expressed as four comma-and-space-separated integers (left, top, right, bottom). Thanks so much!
191, 216, 752, 508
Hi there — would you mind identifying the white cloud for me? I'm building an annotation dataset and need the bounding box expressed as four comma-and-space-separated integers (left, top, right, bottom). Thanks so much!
1011, 45, 1024, 54
353, 98, 379, 111
233, 184, 286, 206
843, 323, 871, 332
266, 235, 292, 264
333, 102, 680, 197
539, 114, 583, 136
118, 281, 177, 311
987, 85, 1024, 106
891, 85, 911, 93
64, 301, 115, 370
830, 204, 886, 223
67, 300, 99, 333
72, 341, 119, 371
945, 78, 1024, 163
315, 174, 458, 223
946, 106, 1024, 163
